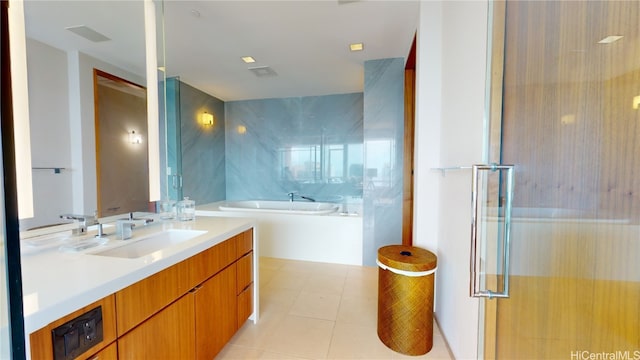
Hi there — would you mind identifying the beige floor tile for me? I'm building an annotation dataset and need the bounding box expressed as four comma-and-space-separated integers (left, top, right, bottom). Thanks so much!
343, 271, 378, 299
229, 307, 286, 349
259, 267, 277, 287
259, 257, 288, 271
327, 322, 399, 359
312, 263, 354, 278
289, 290, 341, 321
336, 295, 378, 328
280, 260, 353, 278
302, 273, 347, 296
262, 269, 311, 291
218, 258, 452, 360
279, 259, 324, 273
264, 315, 335, 359
216, 344, 264, 359
257, 351, 311, 360
260, 286, 300, 313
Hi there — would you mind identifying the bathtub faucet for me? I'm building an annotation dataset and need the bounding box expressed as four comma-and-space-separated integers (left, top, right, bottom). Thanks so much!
287, 192, 316, 202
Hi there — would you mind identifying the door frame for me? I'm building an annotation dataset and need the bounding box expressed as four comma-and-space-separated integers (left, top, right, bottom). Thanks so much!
403, 34, 417, 246
482, 1, 507, 358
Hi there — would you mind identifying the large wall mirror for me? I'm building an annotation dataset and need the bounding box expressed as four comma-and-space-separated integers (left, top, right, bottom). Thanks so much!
16, 0, 158, 230
94, 70, 150, 218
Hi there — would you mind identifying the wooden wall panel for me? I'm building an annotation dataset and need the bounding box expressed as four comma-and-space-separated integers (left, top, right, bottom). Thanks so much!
490, 1, 640, 358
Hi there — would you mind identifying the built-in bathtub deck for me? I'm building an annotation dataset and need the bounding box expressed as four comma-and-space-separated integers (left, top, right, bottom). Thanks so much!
197, 201, 363, 266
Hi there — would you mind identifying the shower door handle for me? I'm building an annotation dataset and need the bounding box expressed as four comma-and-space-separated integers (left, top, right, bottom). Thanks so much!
470, 164, 514, 299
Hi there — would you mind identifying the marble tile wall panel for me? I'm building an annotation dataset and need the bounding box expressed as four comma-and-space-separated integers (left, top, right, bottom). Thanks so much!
178, 81, 226, 204
362, 58, 405, 266
162, 78, 180, 202
225, 93, 364, 202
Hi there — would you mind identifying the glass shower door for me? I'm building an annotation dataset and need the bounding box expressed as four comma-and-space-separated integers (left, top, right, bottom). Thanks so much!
483, 1, 640, 358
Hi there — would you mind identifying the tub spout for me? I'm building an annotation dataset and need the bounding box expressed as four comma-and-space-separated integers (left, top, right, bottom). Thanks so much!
300, 196, 316, 202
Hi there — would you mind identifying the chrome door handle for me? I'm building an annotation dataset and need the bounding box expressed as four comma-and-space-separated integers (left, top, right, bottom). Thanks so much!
470, 164, 514, 299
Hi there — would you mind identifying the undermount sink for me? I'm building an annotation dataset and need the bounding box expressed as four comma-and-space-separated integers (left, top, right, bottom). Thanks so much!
92, 229, 206, 259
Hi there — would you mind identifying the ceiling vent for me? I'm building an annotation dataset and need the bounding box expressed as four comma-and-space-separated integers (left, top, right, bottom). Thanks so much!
248, 66, 278, 77
65, 25, 111, 42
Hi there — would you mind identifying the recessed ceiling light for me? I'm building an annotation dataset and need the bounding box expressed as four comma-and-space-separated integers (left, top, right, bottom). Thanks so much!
242, 56, 256, 64
598, 35, 623, 44
349, 43, 364, 52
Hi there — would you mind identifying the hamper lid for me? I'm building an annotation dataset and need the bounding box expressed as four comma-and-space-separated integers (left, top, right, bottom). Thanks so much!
378, 245, 437, 272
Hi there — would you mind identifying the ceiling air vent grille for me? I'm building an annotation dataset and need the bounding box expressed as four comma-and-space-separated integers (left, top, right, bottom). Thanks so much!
65, 25, 111, 42
248, 66, 278, 77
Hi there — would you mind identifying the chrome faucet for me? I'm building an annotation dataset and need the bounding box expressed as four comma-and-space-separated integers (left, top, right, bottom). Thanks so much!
60, 214, 97, 235
116, 220, 136, 240
116, 213, 154, 240
287, 192, 316, 202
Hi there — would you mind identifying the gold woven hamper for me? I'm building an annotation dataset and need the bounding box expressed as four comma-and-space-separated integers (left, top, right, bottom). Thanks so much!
377, 245, 437, 356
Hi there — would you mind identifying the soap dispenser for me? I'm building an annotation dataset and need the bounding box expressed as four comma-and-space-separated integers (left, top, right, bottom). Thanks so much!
177, 197, 195, 221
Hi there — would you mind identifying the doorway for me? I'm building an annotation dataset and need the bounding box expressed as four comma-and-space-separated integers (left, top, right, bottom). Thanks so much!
94, 69, 149, 217
483, 1, 640, 357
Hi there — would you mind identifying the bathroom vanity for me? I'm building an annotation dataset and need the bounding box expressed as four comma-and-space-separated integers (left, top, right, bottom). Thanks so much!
20, 216, 257, 360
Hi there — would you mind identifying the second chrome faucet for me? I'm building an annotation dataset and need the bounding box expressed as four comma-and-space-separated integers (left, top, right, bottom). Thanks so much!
287, 192, 316, 202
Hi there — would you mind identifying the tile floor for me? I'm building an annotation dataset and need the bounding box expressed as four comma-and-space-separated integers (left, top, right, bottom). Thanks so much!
217, 257, 453, 359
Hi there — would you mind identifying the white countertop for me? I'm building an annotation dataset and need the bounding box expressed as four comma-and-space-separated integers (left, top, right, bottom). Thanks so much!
19, 216, 256, 335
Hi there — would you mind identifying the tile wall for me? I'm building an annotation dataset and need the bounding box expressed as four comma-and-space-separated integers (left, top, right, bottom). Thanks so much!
166, 57, 404, 266
165, 77, 226, 205
225, 93, 364, 202
363, 58, 405, 266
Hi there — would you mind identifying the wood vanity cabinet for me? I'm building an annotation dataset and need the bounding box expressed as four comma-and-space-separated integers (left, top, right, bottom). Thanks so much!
236, 229, 254, 327
117, 228, 254, 359
29, 228, 254, 360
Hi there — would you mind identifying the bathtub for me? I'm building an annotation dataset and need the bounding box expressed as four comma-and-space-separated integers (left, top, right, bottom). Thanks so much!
197, 200, 363, 265
218, 200, 340, 215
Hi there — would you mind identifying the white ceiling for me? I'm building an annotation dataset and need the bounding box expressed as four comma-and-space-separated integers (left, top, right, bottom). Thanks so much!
23, 0, 419, 102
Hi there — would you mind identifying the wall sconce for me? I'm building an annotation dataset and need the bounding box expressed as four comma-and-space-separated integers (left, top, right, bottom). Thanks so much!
129, 130, 142, 144
202, 112, 214, 126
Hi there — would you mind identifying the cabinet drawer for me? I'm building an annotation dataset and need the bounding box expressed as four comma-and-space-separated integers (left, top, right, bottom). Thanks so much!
236, 251, 253, 294
118, 294, 195, 359
237, 283, 253, 327
190, 236, 237, 286
115, 259, 191, 336
236, 228, 253, 258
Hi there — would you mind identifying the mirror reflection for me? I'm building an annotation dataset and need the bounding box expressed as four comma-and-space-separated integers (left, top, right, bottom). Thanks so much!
162, 1, 417, 205
19, 1, 147, 230
94, 70, 149, 218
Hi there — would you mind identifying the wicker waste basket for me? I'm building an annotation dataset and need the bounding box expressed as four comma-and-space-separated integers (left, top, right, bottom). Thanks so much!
377, 245, 437, 356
